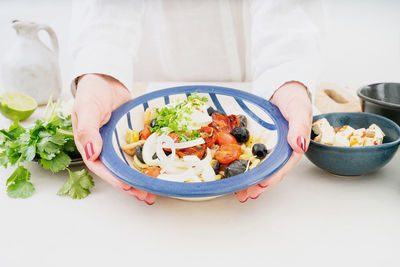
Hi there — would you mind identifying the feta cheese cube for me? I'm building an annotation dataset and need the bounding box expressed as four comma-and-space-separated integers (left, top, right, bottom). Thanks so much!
349, 135, 363, 147
352, 128, 366, 138
320, 126, 336, 145
363, 137, 376, 146
333, 133, 350, 147
336, 125, 355, 139
366, 124, 385, 140
312, 118, 331, 135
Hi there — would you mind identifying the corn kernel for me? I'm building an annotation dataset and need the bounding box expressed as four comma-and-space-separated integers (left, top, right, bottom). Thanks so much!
144, 108, 157, 125
125, 129, 140, 144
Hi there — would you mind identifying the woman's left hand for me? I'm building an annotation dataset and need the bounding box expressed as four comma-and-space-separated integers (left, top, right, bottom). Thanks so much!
235, 82, 313, 202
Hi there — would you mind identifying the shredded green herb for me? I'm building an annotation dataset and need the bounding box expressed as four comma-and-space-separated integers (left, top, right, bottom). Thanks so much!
150, 92, 209, 141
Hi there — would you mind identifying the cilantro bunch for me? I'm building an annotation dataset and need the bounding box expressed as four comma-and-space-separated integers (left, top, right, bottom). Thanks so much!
0, 100, 94, 199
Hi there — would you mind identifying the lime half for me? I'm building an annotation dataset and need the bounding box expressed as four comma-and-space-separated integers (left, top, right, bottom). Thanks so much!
0, 92, 38, 121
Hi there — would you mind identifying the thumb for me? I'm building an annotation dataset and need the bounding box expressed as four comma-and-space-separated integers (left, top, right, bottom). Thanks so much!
73, 103, 109, 161
286, 107, 312, 154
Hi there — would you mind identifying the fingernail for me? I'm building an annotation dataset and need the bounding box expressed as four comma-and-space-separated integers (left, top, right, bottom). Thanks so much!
145, 200, 154, 205
84, 142, 94, 160
239, 196, 249, 203
250, 193, 261, 200
258, 184, 269, 189
297, 136, 306, 152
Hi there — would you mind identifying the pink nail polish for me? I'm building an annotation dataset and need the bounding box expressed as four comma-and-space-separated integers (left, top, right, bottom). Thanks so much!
240, 196, 249, 203
297, 136, 306, 152
145, 200, 155, 205
250, 193, 261, 200
85, 142, 94, 160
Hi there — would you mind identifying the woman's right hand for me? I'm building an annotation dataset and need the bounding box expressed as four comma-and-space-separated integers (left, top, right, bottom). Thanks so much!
72, 74, 156, 205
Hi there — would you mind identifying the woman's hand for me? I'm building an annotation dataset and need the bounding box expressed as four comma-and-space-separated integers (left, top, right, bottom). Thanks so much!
235, 82, 312, 202
72, 74, 156, 205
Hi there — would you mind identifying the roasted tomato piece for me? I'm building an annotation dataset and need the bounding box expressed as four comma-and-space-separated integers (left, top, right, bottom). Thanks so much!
142, 166, 161, 177
140, 124, 152, 140
163, 132, 180, 152
215, 144, 241, 164
209, 113, 230, 132
227, 115, 240, 130
200, 126, 217, 148
177, 144, 206, 159
216, 131, 238, 145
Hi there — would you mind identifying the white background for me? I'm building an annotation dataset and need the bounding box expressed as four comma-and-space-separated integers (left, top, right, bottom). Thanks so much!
0, 0, 400, 89
0, 1, 400, 267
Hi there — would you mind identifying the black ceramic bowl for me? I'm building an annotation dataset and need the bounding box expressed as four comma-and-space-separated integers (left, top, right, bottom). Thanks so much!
305, 112, 400, 176
357, 83, 400, 125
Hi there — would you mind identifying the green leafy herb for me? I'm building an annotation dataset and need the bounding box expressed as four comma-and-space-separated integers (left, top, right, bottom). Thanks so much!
150, 92, 209, 141
57, 169, 94, 199
6, 165, 35, 199
39, 152, 71, 173
0, 98, 94, 199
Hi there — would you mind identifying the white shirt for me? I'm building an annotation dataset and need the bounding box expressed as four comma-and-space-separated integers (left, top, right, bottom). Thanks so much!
70, 0, 321, 99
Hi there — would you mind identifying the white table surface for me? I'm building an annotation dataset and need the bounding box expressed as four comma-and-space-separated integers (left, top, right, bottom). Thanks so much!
1, 81, 400, 267
1, 0, 400, 266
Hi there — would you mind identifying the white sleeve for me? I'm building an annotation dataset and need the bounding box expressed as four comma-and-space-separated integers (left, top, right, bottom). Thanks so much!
250, 0, 322, 100
69, 0, 144, 95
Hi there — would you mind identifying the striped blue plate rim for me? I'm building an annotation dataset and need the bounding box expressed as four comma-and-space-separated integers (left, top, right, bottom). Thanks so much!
99, 85, 292, 198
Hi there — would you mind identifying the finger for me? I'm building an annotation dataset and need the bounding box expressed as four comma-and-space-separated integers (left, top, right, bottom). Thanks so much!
247, 185, 265, 199
235, 189, 249, 203
144, 193, 157, 205
286, 106, 312, 154
84, 158, 132, 191
74, 101, 105, 161
129, 187, 148, 201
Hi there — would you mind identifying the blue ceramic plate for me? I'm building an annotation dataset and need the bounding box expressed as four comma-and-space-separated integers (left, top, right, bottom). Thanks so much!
99, 86, 292, 198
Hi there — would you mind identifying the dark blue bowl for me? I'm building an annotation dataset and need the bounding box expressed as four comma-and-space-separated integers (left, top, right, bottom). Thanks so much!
305, 112, 400, 176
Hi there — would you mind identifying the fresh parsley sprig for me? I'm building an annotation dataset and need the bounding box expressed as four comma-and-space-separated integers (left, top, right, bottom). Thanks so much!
0, 99, 94, 199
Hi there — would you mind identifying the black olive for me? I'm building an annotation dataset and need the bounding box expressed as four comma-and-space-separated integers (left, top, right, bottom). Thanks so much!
252, 143, 268, 159
152, 153, 158, 160
149, 118, 157, 128
212, 160, 220, 174
231, 127, 249, 143
207, 106, 215, 116
225, 159, 248, 178
213, 109, 227, 116
136, 145, 144, 163
238, 114, 247, 128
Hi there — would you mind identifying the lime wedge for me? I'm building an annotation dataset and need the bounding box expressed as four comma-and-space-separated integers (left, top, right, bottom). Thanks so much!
0, 92, 37, 121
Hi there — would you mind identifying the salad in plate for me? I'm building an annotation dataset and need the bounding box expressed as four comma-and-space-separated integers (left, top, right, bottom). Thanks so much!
121, 93, 270, 182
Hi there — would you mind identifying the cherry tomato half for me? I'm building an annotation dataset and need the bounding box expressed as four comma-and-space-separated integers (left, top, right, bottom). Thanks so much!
177, 144, 206, 159
142, 166, 161, 178
227, 115, 240, 130
140, 124, 152, 140
216, 131, 238, 146
200, 127, 217, 148
209, 113, 230, 132
215, 144, 242, 164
